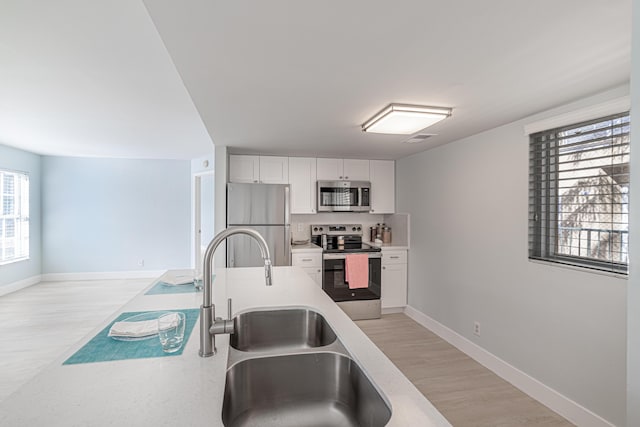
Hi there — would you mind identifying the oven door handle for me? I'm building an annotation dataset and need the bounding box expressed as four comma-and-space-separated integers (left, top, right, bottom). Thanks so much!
323, 253, 382, 260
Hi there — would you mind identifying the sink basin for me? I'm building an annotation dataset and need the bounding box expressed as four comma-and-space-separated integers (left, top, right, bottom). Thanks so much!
222, 352, 392, 427
229, 309, 337, 352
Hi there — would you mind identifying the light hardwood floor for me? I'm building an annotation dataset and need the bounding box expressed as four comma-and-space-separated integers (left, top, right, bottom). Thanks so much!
0, 279, 150, 401
356, 314, 574, 427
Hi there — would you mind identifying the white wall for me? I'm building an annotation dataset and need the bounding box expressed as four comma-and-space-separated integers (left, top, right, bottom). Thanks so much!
41, 156, 191, 274
190, 153, 215, 270
397, 86, 629, 425
213, 145, 227, 268
0, 144, 41, 288
627, 1, 640, 425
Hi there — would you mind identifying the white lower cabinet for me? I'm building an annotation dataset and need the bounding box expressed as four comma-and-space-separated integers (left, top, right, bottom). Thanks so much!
381, 249, 407, 309
292, 252, 322, 286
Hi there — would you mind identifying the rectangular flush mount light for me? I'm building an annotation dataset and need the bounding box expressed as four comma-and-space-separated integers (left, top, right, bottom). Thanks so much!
362, 103, 452, 134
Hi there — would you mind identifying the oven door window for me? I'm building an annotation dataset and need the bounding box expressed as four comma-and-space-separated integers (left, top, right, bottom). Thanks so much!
322, 257, 381, 301
319, 187, 359, 207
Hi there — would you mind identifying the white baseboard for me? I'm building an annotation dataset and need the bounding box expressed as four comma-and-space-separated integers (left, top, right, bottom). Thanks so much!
403, 305, 614, 427
382, 306, 405, 315
0, 275, 42, 297
41, 270, 166, 282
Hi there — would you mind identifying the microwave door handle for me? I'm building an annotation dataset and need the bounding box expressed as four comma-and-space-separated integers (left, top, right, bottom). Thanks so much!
357, 187, 362, 207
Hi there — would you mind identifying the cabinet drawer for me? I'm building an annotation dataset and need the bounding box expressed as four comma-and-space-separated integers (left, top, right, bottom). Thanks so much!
292, 253, 322, 267
382, 250, 407, 265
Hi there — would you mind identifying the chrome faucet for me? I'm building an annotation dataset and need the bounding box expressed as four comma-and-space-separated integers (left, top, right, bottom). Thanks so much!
199, 227, 272, 357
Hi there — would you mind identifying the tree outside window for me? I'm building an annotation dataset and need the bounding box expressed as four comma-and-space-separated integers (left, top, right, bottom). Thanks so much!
529, 112, 629, 274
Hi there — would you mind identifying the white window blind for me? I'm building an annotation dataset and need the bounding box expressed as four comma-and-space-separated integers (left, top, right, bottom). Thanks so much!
0, 169, 29, 264
529, 112, 630, 274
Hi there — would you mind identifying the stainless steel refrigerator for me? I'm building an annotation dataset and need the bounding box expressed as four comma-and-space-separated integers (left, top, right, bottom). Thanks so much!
226, 183, 291, 267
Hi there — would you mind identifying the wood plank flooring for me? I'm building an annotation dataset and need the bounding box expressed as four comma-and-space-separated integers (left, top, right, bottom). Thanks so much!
0, 279, 150, 401
356, 314, 574, 427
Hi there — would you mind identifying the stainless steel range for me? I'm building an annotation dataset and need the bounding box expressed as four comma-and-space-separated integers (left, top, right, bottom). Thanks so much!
311, 224, 382, 320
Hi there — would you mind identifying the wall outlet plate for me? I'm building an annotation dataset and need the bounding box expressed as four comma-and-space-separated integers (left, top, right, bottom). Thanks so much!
474, 321, 481, 336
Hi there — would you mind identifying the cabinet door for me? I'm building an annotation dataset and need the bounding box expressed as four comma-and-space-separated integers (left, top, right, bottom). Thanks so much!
289, 157, 317, 214
343, 159, 370, 181
370, 160, 395, 213
259, 156, 289, 184
229, 155, 260, 183
316, 158, 343, 180
381, 263, 407, 308
292, 252, 322, 267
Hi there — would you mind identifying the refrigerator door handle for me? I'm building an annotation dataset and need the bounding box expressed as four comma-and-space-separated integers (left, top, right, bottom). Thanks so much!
227, 239, 234, 267
284, 224, 292, 266
284, 185, 290, 226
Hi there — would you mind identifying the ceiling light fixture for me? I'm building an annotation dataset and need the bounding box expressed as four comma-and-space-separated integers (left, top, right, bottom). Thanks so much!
362, 104, 452, 134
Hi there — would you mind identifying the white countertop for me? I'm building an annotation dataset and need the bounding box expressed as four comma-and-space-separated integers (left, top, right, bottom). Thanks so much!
379, 244, 409, 251
0, 267, 449, 427
290, 242, 322, 253
362, 242, 410, 251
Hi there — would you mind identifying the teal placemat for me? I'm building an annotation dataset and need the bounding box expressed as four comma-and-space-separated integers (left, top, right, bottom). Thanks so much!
144, 275, 214, 295
145, 281, 197, 295
63, 308, 200, 365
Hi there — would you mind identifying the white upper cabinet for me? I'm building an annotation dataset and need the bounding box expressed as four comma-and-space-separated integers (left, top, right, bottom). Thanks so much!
316, 158, 370, 181
343, 159, 370, 181
229, 155, 288, 184
288, 157, 317, 214
316, 158, 343, 180
259, 156, 289, 184
229, 155, 260, 183
369, 160, 395, 214
230, 155, 391, 214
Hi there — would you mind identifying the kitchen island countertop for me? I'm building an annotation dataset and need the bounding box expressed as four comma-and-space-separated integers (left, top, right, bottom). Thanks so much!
0, 266, 450, 427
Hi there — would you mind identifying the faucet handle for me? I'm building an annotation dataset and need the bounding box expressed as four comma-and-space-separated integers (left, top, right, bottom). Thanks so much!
227, 298, 233, 321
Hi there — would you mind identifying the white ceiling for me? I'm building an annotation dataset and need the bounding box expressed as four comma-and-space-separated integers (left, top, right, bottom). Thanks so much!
0, 1, 212, 160
0, 1, 632, 161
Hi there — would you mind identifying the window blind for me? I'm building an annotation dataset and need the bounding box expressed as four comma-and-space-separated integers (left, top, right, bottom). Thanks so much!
0, 169, 30, 264
529, 112, 630, 274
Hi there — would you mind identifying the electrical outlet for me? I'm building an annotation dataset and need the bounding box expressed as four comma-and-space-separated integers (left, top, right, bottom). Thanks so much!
297, 223, 303, 232
137, 259, 145, 267
474, 321, 481, 336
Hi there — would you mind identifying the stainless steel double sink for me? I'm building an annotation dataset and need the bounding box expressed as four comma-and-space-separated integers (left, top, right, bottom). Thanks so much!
222, 308, 392, 427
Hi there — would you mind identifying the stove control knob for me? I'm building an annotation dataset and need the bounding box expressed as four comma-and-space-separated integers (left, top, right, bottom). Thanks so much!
313, 227, 318, 232
352, 227, 356, 232
357, 226, 361, 231
319, 227, 323, 232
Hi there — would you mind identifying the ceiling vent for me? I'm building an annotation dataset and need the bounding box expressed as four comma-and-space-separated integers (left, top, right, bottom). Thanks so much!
403, 134, 436, 144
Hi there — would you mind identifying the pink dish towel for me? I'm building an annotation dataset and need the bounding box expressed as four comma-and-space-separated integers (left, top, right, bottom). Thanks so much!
345, 254, 369, 289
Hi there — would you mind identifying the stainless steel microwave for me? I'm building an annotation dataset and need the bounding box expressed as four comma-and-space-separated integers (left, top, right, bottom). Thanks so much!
317, 180, 371, 212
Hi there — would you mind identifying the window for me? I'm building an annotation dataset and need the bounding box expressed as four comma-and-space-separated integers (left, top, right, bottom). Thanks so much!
529, 112, 630, 274
0, 170, 29, 264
